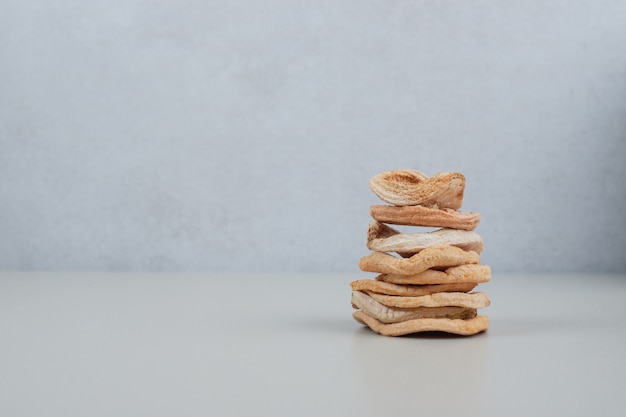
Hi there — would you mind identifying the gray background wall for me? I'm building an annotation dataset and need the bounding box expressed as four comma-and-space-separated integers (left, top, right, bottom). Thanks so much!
1, 1, 625, 273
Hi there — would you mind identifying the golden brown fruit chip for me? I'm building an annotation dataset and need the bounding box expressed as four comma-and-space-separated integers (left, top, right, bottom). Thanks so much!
376, 264, 491, 285
370, 205, 481, 230
358, 245, 480, 275
369, 170, 465, 209
353, 311, 489, 336
350, 280, 476, 296
367, 291, 490, 309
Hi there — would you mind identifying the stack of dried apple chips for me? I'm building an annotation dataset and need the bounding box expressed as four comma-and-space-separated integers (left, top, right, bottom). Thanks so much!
351, 170, 491, 336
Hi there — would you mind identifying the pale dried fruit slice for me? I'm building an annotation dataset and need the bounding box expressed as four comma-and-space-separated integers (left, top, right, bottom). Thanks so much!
358, 245, 480, 275
367, 291, 490, 309
369, 170, 465, 209
350, 280, 476, 296
376, 264, 491, 285
353, 311, 489, 336
351, 291, 476, 323
367, 221, 484, 254
370, 205, 481, 230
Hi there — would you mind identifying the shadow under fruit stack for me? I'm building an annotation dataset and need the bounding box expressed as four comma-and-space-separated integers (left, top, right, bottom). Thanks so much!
351, 170, 491, 336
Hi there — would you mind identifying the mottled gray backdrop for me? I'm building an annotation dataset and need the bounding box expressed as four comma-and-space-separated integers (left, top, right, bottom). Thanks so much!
1, 1, 625, 272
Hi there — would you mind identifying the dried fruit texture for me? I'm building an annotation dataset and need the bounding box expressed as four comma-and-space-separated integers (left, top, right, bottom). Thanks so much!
349, 280, 476, 296
358, 245, 480, 275
353, 311, 489, 336
370, 205, 481, 230
369, 170, 465, 209
375, 264, 491, 285
367, 291, 491, 309
367, 221, 484, 254
351, 291, 477, 324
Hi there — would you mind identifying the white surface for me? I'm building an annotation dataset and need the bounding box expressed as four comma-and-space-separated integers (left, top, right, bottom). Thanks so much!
1, 272, 624, 416
2, 1, 626, 273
